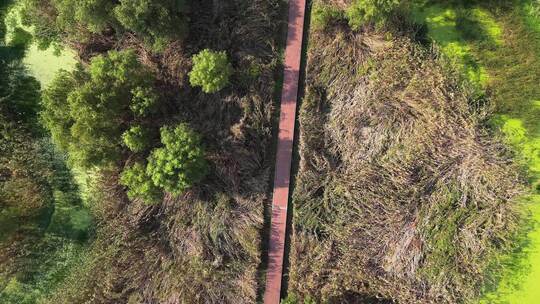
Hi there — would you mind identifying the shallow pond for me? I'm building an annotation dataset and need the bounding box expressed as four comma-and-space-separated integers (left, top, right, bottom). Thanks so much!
4, 4, 77, 86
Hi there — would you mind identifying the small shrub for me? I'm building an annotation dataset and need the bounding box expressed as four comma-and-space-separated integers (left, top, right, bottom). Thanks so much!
122, 125, 150, 152
147, 124, 207, 196
312, 4, 345, 30
346, 0, 403, 30
120, 162, 163, 203
189, 49, 233, 93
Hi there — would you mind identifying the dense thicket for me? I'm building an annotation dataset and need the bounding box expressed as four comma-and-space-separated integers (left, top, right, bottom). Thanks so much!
42, 50, 160, 168
19, 0, 188, 51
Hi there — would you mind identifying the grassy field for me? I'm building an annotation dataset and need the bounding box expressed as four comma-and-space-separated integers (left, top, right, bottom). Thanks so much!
412, 0, 540, 302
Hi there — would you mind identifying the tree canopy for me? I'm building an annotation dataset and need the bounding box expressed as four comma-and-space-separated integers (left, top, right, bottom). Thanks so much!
147, 124, 207, 196
114, 0, 189, 51
122, 125, 151, 153
41, 50, 159, 168
119, 124, 207, 203
120, 162, 163, 203
189, 49, 233, 93
20, 0, 189, 51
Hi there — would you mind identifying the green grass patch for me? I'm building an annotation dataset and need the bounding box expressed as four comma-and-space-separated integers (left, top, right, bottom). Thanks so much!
413, 0, 540, 302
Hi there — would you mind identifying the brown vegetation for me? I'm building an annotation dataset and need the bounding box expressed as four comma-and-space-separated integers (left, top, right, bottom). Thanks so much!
287, 7, 526, 302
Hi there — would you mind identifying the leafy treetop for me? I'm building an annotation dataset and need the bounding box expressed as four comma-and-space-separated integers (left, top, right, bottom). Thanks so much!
41, 50, 159, 168
147, 124, 207, 196
20, 0, 189, 51
189, 49, 233, 93
122, 125, 151, 153
119, 123, 207, 204
120, 162, 163, 204
114, 0, 189, 51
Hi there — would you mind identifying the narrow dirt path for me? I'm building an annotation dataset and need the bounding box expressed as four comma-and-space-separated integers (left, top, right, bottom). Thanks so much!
263, 0, 306, 303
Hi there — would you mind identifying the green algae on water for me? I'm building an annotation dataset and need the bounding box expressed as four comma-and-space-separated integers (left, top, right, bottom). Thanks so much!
4, 4, 77, 86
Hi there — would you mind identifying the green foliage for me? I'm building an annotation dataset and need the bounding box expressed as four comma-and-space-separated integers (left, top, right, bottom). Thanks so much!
39, 69, 78, 152
312, 4, 345, 30
122, 125, 150, 152
346, 0, 403, 30
18, 0, 62, 50
119, 124, 206, 202
19, 0, 188, 52
120, 162, 163, 203
8, 27, 33, 49
147, 124, 207, 196
189, 49, 233, 93
1, 5, 92, 301
41, 50, 159, 168
18, 0, 115, 49
130, 86, 158, 117
114, 0, 188, 51
54, 0, 114, 35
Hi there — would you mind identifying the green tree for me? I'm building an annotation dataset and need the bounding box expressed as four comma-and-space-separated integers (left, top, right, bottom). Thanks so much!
346, 0, 403, 30
20, 0, 114, 49
189, 49, 233, 93
20, 0, 188, 52
130, 86, 159, 117
114, 0, 189, 51
40, 69, 80, 153
122, 125, 150, 152
147, 124, 207, 196
120, 162, 163, 203
41, 50, 159, 168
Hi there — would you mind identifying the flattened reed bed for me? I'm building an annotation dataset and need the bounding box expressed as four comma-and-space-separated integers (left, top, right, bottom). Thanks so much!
288, 14, 526, 302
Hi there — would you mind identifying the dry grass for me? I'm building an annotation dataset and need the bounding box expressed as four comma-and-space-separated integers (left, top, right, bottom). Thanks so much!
287, 3, 526, 302
40, 0, 286, 303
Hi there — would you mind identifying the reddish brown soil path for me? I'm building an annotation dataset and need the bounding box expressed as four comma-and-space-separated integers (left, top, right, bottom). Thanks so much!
263, 0, 306, 303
